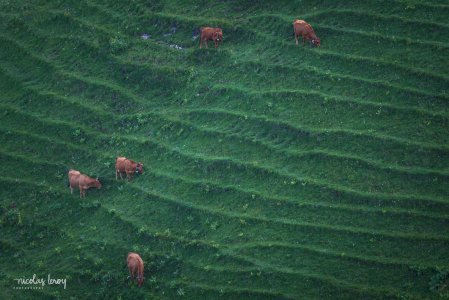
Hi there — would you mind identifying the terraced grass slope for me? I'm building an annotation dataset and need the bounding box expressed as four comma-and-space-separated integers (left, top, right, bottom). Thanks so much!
1, 0, 449, 298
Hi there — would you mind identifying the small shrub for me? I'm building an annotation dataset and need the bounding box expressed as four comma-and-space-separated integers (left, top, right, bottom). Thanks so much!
136, 113, 146, 125
210, 221, 219, 230
72, 129, 86, 143
149, 276, 157, 283
109, 36, 128, 53
176, 287, 185, 296
1, 208, 20, 226
430, 269, 449, 293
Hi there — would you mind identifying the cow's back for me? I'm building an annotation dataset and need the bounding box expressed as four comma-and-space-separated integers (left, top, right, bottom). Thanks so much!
116, 157, 127, 172
78, 174, 90, 188
128, 256, 136, 268
201, 27, 220, 38
293, 20, 306, 34
124, 159, 137, 173
293, 20, 316, 39
201, 27, 213, 38
68, 170, 81, 188
127, 252, 144, 269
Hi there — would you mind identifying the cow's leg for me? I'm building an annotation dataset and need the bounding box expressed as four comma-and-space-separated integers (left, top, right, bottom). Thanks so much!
80, 186, 86, 198
138, 265, 144, 287
132, 267, 136, 282
116, 169, 118, 181
128, 266, 134, 280
200, 38, 203, 48
302, 36, 305, 46
295, 34, 298, 46
70, 185, 73, 194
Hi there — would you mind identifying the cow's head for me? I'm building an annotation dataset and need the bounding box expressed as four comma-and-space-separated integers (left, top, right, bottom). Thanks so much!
136, 163, 144, 175
311, 38, 320, 47
214, 30, 223, 43
94, 178, 102, 189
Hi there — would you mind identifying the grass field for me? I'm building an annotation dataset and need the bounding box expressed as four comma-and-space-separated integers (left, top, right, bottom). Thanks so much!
1, 0, 449, 299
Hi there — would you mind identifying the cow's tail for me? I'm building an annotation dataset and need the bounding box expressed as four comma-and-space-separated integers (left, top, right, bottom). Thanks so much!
65, 167, 70, 187
138, 261, 144, 284
138, 263, 143, 278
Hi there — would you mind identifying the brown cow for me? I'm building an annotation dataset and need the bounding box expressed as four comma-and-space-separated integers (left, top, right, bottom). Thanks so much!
115, 157, 144, 181
68, 169, 101, 198
199, 27, 223, 49
127, 252, 144, 287
293, 20, 320, 47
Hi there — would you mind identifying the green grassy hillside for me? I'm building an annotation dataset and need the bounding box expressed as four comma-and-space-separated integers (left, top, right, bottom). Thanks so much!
1, 0, 449, 298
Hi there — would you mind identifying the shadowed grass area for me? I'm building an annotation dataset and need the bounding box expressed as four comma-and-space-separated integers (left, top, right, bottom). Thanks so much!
1, 0, 448, 299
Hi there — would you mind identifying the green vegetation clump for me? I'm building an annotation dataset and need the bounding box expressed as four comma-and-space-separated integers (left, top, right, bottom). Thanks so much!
109, 36, 129, 54
430, 269, 449, 295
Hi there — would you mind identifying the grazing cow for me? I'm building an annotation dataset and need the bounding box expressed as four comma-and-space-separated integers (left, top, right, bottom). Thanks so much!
199, 27, 223, 48
127, 252, 144, 287
115, 157, 144, 181
293, 20, 320, 47
68, 169, 102, 198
